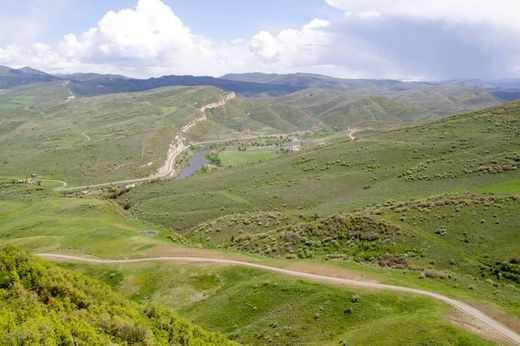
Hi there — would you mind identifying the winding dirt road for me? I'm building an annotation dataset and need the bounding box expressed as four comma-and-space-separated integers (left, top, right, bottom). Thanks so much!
37, 253, 520, 345
58, 93, 235, 191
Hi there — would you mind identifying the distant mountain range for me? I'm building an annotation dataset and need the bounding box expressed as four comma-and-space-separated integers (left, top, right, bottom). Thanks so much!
1, 65, 518, 103
0, 65, 61, 88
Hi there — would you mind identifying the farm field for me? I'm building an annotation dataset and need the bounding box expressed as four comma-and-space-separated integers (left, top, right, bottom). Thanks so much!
219, 150, 280, 167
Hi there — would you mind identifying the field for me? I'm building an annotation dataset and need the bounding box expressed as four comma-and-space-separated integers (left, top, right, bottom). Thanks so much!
1, 78, 519, 345
0, 83, 225, 186
219, 150, 280, 166
0, 185, 172, 257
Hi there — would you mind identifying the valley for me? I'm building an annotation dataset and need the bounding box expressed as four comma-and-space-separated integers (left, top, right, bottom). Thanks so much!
0, 67, 519, 345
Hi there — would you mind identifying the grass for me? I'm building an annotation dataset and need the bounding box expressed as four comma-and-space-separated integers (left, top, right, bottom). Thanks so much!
119, 101, 520, 232
477, 179, 520, 194
0, 185, 171, 257
0, 184, 517, 344
0, 246, 234, 345
0, 84, 225, 186
219, 150, 279, 166
1, 88, 520, 345
60, 261, 498, 346
114, 101, 520, 324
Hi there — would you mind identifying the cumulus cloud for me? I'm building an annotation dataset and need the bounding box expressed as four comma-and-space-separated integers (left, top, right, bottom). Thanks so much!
0, 0, 519, 79
0, 0, 332, 77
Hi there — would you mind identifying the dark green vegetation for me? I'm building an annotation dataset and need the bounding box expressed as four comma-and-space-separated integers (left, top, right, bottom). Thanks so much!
0, 245, 235, 345
61, 261, 497, 346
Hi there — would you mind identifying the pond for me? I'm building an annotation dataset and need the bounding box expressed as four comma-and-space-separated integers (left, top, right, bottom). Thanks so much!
177, 150, 205, 179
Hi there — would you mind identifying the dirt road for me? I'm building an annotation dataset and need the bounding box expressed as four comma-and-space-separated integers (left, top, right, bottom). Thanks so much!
37, 253, 520, 345
57, 93, 235, 191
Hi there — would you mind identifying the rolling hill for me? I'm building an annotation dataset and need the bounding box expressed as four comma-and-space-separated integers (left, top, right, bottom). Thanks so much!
0, 83, 227, 186
118, 101, 520, 288
0, 184, 508, 345
224, 73, 502, 116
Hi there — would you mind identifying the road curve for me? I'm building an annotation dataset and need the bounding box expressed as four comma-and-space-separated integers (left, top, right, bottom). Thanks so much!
37, 253, 520, 345
57, 93, 236, 192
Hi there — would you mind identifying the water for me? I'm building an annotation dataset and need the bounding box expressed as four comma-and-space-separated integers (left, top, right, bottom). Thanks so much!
177, 150, 205, 179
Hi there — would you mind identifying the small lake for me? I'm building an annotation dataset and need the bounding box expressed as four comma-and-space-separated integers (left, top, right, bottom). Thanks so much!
177, 150, 205, 179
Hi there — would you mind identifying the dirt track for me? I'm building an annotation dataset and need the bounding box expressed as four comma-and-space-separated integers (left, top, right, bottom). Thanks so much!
37, 253, 520, 345
57, 93, 235, 191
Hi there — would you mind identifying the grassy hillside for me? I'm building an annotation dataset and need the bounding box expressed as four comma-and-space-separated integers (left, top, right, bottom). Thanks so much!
119, 101, 520, 231
0, 245, 235, 345
223, 72, 502, 115
274, 90, 428, 128
116, 101, 520, 315
0, 184, 515, 345
0, 83, 224, 186
62, 260, 498, 346
0, 184, 173, 257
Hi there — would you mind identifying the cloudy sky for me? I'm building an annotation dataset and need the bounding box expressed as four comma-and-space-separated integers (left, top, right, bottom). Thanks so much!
0, 0, 519, 80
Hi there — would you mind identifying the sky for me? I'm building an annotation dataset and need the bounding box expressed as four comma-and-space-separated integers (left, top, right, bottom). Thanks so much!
0, 0, 519, 80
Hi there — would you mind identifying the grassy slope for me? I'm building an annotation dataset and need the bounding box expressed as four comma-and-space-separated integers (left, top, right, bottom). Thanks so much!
117, 101, 520, 321
275, 90, 430, 127
219, 151, 280, 167
0, 245, 235, 345
222, 73, 502, 115
0, 83, 223, 186
0, 184, 173, 257
120, 101, 520, 232
0, 184, 509, 345
61, 261, 497, 346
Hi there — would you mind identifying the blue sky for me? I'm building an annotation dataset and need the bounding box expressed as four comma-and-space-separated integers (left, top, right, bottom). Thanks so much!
0, 0, 519, 80
0, 1, 334, 45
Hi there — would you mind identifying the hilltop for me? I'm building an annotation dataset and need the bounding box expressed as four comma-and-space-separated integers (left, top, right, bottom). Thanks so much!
0, 65, 60, 88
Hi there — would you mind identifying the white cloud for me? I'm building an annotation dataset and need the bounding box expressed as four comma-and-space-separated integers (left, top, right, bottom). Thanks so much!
326, 0, 520, 32
0, 0, 333, 77
0, 0, 519, 79
250, 19, 330, 66
324, 0, 520, 79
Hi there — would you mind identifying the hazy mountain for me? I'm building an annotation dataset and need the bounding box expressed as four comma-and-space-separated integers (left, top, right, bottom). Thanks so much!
0, 65, 61, 88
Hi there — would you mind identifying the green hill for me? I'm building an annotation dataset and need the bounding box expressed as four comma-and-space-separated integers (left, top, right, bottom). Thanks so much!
274, 90, 428, 127
0, 83, 224, 186
119, 100, 520, 230
222, 73, 502, 115
0, 185, 505, 345
0, 245, 235, 345
118, 101, 520, 286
